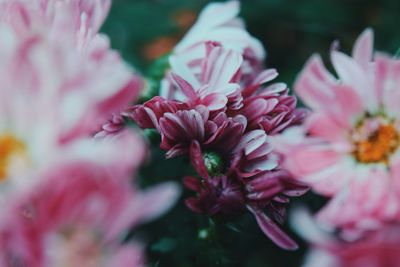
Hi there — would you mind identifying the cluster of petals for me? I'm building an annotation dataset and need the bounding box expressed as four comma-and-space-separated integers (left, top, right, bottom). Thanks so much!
130, 1, 307, 249
0, 0, 179, 266
273, 29, 400, 237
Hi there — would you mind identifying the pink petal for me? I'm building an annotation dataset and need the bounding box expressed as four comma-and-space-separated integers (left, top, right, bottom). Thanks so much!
201, 93, 228, 111
252, 68, 279, 85
352, 28, 374, 71
378, 55, 400, 116
170, 73, 197, 100
294, 54, 336, 110
306, 113, 348, 143
248, 205, 298, 250
282, 142, 343, 179
203, 47, 243, 90
331, 51, 376, 112
190, 140, 209, 178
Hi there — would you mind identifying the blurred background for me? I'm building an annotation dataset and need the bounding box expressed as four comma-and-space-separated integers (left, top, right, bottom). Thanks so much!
101, 1, 400, 266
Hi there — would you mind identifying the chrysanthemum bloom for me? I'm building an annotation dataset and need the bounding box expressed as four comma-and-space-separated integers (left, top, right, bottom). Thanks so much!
129, 1, 307, 249
0, 2, 142, 198
292, 209, 400, 267
273, 29, 400, 235
0, 162, 179, 267
131, 42, 300, 159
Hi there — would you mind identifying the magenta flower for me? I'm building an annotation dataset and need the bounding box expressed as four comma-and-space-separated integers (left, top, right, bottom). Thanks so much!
184, 140, 308, 250
129, 1, 307, 249
273, 29, 400, 236
0, 162, 179, 267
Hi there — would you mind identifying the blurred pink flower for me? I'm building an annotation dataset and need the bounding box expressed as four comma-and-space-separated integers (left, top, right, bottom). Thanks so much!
0, 0, 142, 132
0, 2, 142, 199
292, 208, 400, 267
0, 162, 179, 267
273, 29, 400, 235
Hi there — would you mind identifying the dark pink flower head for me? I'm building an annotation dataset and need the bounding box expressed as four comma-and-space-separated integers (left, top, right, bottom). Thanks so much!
130, 98, 247, 159
293, 209, 400, 267
184, 140, 308, 250
0, 162, 179, 267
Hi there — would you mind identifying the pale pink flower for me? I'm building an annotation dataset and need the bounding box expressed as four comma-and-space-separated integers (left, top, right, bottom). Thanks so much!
0, 162, 179, 267
0, 5, 141, 199
173, 0, 264, 63
273, 29, 400, 235
161, 1, 266, 101
292, 208, 400, 267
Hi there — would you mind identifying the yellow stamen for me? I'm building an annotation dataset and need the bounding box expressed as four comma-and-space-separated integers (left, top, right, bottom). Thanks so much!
353, 124, 399, 164
0, 134, 26, 181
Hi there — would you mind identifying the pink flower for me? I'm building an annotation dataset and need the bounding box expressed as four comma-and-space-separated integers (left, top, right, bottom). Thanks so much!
0, 162, 179, 267
0, 3, 141, 200
273, 29, 400, 235
0, 0, 142, 133
129, 1, 307, 249
292, 209, 400, 267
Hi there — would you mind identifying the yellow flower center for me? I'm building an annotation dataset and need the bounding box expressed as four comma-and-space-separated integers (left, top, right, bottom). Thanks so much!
353, 123, 399, 164
0, 134, 26, 181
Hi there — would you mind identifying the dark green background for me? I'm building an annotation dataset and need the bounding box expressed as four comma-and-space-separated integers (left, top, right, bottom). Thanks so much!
102, 1, 400, 266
